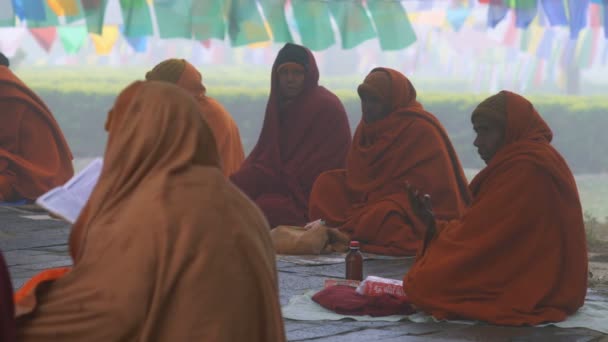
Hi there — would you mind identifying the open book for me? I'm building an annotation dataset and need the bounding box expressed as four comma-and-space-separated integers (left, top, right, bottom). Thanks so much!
36, 158, 103, 224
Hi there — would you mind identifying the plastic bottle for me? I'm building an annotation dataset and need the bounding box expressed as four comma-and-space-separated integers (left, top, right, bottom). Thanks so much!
345, 241, 363, 281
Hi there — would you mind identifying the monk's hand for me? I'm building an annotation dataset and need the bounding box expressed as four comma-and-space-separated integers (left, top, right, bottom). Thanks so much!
405, 182, 435, 227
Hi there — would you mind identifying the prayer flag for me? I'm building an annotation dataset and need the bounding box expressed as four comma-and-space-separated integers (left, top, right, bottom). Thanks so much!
19, 0, 46, 21
120, 0, 153, 37
58, 25, 88, 54
227, 0, 270, 46
154, 0, 192, 39
30, 27, 56, 51
446, 7, 471, 32
291, 0, 335, 51
488, 2, 509, 27
48, 0, 80, 16
514, 0, 537, 28
536, 28, 555, 59
191, 0, 226, 41
328, 1, 375, 49
367, 0, 416, 50
258, 0, 293, 43
90, 25, 119, 55
81, 0, 108, 34
540, 0, 567, 26
27, 1, 59, 28
568, 0, 590, 38
126, 35, 147, 52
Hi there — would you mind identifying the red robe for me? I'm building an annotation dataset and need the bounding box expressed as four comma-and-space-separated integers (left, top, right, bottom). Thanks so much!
0, 66, 73, 202
230, 47, 351, 228
309, 68, 471, 256
404, 91, 588, 325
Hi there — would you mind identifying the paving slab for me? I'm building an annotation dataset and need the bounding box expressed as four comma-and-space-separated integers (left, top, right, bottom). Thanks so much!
1, 205, 606, 341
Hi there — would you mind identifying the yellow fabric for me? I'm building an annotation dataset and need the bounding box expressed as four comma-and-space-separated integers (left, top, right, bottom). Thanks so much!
90, 26, 119, 56
48, 0, 80, 16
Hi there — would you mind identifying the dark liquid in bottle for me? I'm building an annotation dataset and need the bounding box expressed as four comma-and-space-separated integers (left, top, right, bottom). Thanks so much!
345, 241, 363, 281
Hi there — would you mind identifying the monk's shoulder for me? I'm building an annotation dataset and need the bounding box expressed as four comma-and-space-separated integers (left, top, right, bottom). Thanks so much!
314, 86, 346, 110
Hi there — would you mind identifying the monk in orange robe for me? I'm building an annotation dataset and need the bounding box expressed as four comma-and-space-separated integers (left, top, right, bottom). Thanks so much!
308, 68, 471, 256
404, 91, 588, 325
15, 81, 286, 342
0, 54, 74, 202
146, 58, 244, 176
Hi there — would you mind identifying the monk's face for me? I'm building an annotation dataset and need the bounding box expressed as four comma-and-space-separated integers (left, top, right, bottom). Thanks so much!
361, 93, 388, 123
473, 117, 505, 164
278, 64, 306, 99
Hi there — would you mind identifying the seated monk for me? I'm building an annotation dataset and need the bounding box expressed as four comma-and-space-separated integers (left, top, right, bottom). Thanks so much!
0, 53, 74, 202
1, 251, 16, 342
145, 58, 244, 176
230, 43, 351, 228
308, 68, 471, 256
403, 91, 588, 325
15, 81, 286, 341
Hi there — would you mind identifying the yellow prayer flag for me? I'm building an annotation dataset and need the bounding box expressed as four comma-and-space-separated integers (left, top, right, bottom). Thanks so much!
90, 25, 120, 55
47, 0, 80, 16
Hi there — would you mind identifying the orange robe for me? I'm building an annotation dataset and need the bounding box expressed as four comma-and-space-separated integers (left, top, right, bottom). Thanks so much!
309, 68, 471, 256
177, 62, 244, 176
0, 66, 73, 201
403, 91, 588, 325
16, 81, 286, 341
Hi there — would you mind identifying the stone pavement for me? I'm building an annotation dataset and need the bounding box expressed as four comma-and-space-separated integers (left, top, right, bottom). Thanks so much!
1, 206, 606, 341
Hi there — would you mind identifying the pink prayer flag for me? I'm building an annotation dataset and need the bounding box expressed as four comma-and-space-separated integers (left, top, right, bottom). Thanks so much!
30, 27, 57, 52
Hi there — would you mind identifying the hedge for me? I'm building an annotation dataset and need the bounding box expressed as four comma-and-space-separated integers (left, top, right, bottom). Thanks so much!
32, 87, 608, 174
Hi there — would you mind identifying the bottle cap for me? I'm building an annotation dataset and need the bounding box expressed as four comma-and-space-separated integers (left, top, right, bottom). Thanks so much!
349, 241, 360, 248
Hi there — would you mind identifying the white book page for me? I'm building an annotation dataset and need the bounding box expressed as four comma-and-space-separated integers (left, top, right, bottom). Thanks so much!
36, 158, 103, 223
64, 158, 103, 204
36, 187, 82, 223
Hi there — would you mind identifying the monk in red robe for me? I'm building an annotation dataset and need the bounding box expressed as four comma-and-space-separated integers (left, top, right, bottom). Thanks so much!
1, 251, 16, 342
16, 81, 286, 341
145, 58, 245, 176
404, 91, 588, 325
0, 55, 74, 202
308, 68, 471, 256
230, 43, 351, 228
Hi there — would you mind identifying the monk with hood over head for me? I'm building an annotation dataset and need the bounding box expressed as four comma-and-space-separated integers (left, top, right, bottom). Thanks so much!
308, 68, 471, 256
16, 81, 286, 342
231, 43, 351, 228
404, 91, 588, 325
0, 52, 74, 202
145, 58, 244, 176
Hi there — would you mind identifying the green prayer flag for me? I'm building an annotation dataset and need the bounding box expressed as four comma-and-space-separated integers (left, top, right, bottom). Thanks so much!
81, 0, 108, 34
154, 0, 192, 38
58, 25, 88, 54
227, 0, 270, 46
291, 0, 335, 51
328, 1, 375, 49
191, 0, 226, 41
507, 0, 538, 9
120, 0, 153, 37
367, 0, 416, 51
257, 0, 292, 43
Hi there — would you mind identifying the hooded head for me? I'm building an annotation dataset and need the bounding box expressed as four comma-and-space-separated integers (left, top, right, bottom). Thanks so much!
272, 43, 318, 100
357, 67, 419, 123
472, 91, 552, 164
146, 59, 206, 99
